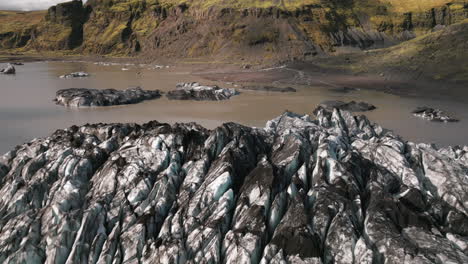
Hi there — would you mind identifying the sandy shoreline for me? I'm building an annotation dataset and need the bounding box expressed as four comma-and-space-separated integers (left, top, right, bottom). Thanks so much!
195, 63, 468, 104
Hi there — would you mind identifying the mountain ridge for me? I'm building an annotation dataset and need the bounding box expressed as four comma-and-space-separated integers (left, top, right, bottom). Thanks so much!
1, 0, 466, 59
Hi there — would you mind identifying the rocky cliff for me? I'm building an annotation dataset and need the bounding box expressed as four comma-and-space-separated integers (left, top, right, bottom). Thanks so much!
0, 109, 467, 263
31, 0, 90, 50
0, 0, 467, 61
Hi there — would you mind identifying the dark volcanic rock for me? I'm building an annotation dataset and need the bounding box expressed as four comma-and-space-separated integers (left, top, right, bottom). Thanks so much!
242, 85, 297, 92
413, 106, 459, 122
314, 100, 377, 114
11, 62, 24, 66
0, 64, 16, 74
54, 87, 162, 107
167, 82, 239, 101
0, 109, 467, 263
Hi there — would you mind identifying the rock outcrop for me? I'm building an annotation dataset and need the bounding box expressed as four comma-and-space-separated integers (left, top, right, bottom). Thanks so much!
413, 106, 459, 122
33, 0, 89, 50
0, 64, 16, 74
54, 87, 161, 107
167, 82, 239, 101
241, 86, 297, 92
314, 100, 377, 113
0, 109, 467, 263
59, 72, 90, 78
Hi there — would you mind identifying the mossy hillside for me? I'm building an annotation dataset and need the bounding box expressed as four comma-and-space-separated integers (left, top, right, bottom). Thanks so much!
0, 11, 45, 49
81, 0, 164, 55
52, 0, 468, 60
0, 11, 45, 33
154, 0, 467, 52
29, 23, 73, 51
0, 0, 467, 60
317, 19, 468, 83
158, 0, 462, 12
376, 19, 468, 82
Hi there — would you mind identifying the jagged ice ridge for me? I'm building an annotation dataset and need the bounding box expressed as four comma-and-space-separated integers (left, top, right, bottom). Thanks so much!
0, 109, 467, 263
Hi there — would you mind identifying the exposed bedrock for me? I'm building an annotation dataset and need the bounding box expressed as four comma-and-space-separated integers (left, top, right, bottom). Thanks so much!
0, 109, 467, 263
167, 82, 239, 101
54, 87, 162, 107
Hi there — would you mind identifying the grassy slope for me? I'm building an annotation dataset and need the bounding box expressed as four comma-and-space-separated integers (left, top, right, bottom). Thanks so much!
0, 10, 45, 28
380, 0, 459, 12
82, 0, 162, 55
158, 0, 458, 11
0, 10, 46, 50
371, 19, 468, 82
0, 10, 45, 34
315, 19, 468, 83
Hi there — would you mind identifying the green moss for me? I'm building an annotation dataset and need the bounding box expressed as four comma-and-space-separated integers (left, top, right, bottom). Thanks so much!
132, 15, 158, 36
0, 11, 41, 29
157, 0, 463, 12
0, 11, 45, 34
159, 0, 323, 10
30, 22, 73, 50
353, 19, 468, 82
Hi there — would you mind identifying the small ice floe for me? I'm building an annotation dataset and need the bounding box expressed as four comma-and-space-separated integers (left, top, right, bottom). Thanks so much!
260, 65, 287, 71
60, 72, 90, 78
167, 82, 239, 101
0, 64, 16, 74
94, 62, 111, 66
149, 65, 170, 70
412, 107, 459, 122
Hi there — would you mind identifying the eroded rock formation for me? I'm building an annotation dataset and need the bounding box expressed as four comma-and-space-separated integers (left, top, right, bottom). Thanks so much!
0, 109, 467, 263
54, 87, 161, 107
167, 82, 239, 101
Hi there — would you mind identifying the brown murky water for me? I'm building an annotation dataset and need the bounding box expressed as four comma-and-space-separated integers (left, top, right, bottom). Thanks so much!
0, 61, 467, 153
